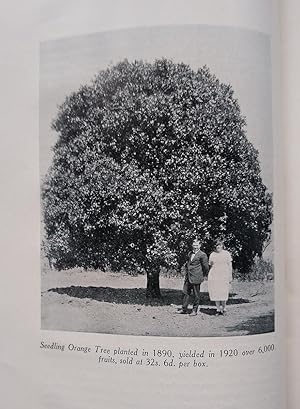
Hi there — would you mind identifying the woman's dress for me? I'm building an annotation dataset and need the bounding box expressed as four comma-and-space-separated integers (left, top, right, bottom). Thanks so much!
208, 250, 232, 301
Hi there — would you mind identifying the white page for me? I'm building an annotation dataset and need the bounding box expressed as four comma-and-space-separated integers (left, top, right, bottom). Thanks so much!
282, 1, 300, 408
0, 1, 285, 408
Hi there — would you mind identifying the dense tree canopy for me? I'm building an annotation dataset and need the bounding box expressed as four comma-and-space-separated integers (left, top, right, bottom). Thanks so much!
42, 59, 272, 297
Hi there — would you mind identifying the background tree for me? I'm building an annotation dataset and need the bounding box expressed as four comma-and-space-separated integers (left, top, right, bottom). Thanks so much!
42, 59, 272, 298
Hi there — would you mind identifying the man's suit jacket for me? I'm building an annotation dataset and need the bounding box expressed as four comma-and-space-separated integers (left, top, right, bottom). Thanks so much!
185, 250, 209, 284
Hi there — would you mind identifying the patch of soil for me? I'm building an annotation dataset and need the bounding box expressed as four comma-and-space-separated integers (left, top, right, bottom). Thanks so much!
41, 268, 274, 337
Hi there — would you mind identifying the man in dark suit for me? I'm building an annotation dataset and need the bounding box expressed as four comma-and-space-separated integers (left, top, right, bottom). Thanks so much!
177, 239, 209, 316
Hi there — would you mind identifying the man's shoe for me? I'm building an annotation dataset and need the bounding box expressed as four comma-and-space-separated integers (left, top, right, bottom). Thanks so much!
176, 309, 188, 314
189, 310, 197, 316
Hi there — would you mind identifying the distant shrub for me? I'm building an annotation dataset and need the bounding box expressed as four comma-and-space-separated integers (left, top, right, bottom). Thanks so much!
160, 267, 183, 278
234, 257, 274, 281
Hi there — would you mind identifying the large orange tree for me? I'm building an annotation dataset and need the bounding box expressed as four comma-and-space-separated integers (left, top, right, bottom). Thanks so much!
42, 59, 272, 298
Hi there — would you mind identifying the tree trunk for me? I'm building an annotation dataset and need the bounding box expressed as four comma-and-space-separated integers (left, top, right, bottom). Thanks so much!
146, 270, 161, 298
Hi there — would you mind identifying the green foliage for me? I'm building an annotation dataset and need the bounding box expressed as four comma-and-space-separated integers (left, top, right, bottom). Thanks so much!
42, 59, 272, 275
234, 257, 274, 281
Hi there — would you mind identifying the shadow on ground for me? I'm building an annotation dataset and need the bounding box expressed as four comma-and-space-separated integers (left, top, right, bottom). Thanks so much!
226, 311, 274, 335
48, 286, 250, 307
199, 308, 218, 315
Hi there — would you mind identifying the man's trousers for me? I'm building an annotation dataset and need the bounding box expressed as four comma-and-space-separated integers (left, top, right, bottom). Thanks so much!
182, 280, 201, 312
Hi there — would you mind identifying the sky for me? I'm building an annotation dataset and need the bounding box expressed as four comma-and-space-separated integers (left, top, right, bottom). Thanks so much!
39, 24, 273, 190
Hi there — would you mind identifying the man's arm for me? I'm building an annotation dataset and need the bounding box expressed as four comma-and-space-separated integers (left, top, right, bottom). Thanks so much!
200, 253, 209, 276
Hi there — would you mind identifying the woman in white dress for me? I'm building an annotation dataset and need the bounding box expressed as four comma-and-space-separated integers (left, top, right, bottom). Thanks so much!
208, 241, 233, 315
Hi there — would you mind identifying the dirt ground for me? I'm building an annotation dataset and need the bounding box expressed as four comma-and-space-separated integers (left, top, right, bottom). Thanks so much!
41, 267, 274, 337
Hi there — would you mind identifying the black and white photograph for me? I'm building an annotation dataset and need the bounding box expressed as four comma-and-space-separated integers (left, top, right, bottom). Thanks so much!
40, 24, 274, 337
